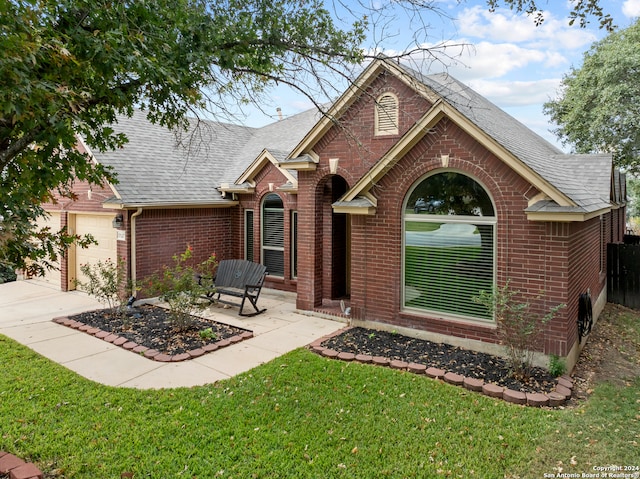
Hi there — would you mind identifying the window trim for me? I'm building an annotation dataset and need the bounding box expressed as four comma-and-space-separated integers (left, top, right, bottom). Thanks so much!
401, 170, 497, 323
244, 209, 254, 262
261, 193, 285, 277
291, 210, 298, 279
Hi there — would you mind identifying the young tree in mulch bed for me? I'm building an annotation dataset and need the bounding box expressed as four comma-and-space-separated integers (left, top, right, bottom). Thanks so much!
475, 280, 565, 381
143, 245, 217, 332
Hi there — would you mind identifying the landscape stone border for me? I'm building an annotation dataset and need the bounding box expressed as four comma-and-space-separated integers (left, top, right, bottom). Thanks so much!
0, 451, 43, 479
309, 327, 573, 408
52, 316, 253, 362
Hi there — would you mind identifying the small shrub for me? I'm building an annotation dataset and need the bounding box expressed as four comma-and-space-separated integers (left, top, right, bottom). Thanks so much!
75, 257, 132, 320
475, 280, 565, 380
0, 263, 17, 284
144, 246, 217, 331
199, 327, 216, 341
548, 354, 566, 377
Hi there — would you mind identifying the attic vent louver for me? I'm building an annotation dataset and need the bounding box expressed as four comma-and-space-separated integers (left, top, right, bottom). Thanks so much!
375, 93, 399, 136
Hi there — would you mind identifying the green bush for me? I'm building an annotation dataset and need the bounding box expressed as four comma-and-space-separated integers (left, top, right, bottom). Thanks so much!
0, 263, 17, 284
75, 257, 133, 320
548, 354, 567, 377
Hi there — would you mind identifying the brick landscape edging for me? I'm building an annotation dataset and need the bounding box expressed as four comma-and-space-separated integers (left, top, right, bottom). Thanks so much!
52, 316, 253, 362
309, 327, 573, 408
0, 451, 43, 479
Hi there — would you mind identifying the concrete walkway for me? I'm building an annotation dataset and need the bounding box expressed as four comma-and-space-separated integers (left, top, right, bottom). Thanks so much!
0, 280, 345, 389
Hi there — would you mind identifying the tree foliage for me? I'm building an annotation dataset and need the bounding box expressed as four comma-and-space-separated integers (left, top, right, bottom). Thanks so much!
0, 0, 617, 276
1, 0, 367, 275
485, 0, 615, 31
543, 19, 640, 173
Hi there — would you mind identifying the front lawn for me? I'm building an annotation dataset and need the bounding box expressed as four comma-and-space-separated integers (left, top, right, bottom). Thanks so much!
1, 304, 638, 478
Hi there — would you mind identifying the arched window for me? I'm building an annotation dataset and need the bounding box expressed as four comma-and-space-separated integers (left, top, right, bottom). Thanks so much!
262, 193, 284, 277
403, 171, 496, 321
375, 93, 399, 136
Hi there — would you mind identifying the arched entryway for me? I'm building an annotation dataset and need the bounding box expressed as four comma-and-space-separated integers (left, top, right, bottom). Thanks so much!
295, 173, 351, 314
327, 175, 350, 300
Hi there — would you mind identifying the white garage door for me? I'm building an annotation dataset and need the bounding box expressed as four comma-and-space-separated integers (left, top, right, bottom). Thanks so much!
73, 214, 118, 290
34, 212, 61, 288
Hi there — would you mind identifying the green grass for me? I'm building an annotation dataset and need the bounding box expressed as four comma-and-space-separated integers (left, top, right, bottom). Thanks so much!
1, 305, 638, 478
523, 308, 640, 476
1, 336, 551, 478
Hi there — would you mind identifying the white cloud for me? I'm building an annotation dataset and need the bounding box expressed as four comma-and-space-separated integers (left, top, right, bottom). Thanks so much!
623, 0, 640, 18
466, 78, 562, 107
456, 6, 597, 49
411, 40, 562, 81
456, 6, 543, 43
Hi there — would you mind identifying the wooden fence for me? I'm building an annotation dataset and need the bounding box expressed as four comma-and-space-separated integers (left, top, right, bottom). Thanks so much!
608, 240, 640, 309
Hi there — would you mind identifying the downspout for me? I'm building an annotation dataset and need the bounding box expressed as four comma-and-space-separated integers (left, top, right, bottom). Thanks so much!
130, 208, 143, 288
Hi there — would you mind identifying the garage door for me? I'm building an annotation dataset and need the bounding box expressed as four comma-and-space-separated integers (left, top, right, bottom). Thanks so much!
34, 212, 61, 288
72, 214, 118, 290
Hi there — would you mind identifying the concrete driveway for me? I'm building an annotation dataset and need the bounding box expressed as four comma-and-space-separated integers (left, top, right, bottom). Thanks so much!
0, 280, 345, 389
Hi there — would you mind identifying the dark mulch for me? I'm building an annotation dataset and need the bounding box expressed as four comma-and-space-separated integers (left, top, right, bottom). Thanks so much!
69, 304, 250, 356
321, 327, 558, 393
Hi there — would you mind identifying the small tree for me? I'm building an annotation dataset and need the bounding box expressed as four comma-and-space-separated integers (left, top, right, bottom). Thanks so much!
75, 257, 132, 320
145, 246, 217, 331
475, 281, 565, 380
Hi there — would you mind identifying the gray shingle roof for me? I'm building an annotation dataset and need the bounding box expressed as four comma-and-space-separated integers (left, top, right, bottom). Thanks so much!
220, 108, 322, 185
91, 60, 617, 216
408, 69, 615, 214
92, 108, 319, 207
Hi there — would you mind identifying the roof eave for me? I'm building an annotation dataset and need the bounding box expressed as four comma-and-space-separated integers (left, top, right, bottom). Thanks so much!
277, 153, 319, 171
332, 204, 376, 215
219, 184, 255, 195
102, 200, 238, 210
525, 206, 611, 222
332, 194, 377, 215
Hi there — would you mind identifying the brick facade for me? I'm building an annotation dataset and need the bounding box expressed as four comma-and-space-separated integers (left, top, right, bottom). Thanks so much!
290, 73, 618, 362
40, 66, 623, 367
133, 207, 233, 284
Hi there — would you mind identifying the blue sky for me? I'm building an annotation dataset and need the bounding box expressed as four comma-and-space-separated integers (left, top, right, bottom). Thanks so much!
235, 0, 640, 150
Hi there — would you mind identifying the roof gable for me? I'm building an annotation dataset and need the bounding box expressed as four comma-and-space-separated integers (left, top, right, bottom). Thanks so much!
221, 149, 297, 195
306, 58, 617, 220
288, 58, 439, 159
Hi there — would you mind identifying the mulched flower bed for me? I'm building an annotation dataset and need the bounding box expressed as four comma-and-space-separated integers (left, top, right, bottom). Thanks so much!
321, 327, 558, 394
67, 304, 250, 357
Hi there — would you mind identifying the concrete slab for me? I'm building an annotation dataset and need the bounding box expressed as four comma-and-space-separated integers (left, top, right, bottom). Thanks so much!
63, 349, 165, 387
0, 279, 345, 389
246, 329, 317, 354
0, 321, 78, 345
193, 342, 282, 377
118, 361, 231, 389
26, 330, 119, 364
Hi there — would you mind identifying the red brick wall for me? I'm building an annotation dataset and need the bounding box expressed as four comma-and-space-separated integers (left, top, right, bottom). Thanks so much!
296, 73, 431, 310
298, 97, 612, 357
134, 208, 233, 286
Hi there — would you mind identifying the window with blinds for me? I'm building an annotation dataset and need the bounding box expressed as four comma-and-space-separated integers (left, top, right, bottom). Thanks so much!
244, 210, 254, 262
403, 172, 496, 322
375, 93, 399, 135
262, 193, 284, 277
